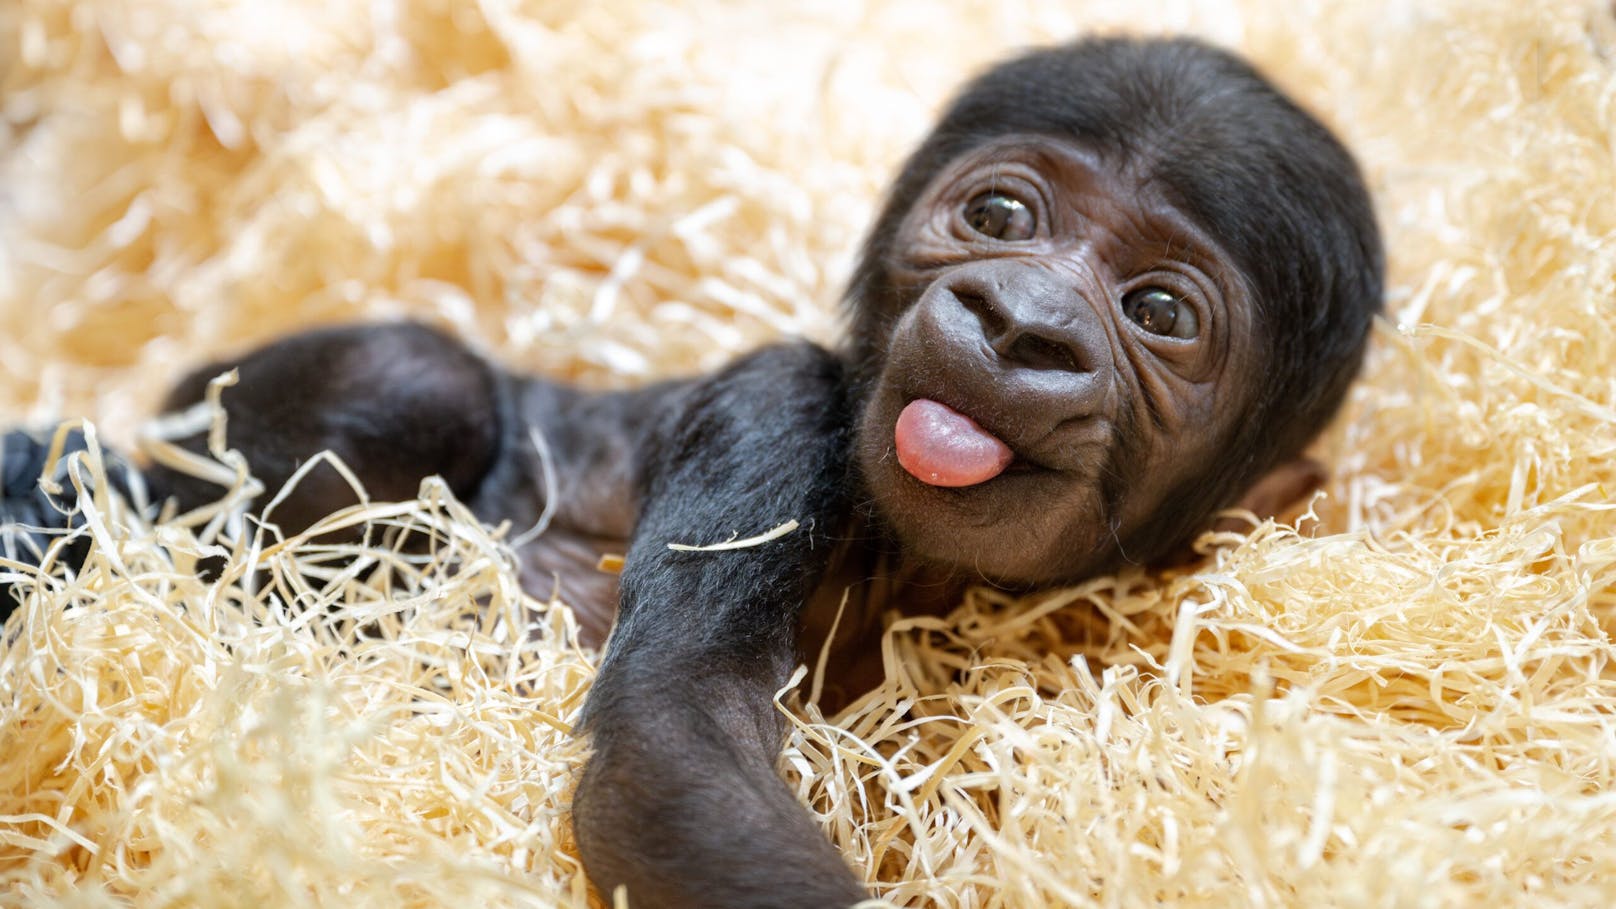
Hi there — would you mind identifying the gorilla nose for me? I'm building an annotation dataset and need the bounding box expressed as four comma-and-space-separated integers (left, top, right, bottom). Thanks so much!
947, 263, 1103, 374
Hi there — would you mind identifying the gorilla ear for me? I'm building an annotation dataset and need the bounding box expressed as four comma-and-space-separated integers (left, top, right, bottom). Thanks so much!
1226, 457, 1327, 526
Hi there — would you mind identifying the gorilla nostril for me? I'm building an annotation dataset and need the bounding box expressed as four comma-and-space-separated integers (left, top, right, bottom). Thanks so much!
955, 287, 1009, 339
1004, 334, 1084, 373
949, 276, 1090, 372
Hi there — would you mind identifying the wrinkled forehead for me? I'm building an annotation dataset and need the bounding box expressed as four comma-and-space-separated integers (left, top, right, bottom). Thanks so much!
901, 135, 1253, 291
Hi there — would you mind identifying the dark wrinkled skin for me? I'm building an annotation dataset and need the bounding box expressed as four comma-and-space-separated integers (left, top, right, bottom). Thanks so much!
0, 37, 1382, 909
859, 137, 1260, 584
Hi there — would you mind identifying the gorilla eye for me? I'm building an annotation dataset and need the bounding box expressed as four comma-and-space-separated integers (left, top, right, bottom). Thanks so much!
963, 192, 1035, 241
1122, 288, 1200, 340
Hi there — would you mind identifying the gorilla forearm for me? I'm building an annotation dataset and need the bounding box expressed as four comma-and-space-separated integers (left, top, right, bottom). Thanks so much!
576, 674, 865, 909
575, 343, 863, 905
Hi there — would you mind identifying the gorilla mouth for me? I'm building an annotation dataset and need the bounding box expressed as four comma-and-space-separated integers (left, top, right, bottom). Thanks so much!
893, 398, 1015, 487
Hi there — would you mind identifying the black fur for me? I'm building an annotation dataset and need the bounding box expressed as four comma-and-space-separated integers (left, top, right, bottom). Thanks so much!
0, 427, 136, 604
850, 37, 1382, 568
0, 36, 1383, 908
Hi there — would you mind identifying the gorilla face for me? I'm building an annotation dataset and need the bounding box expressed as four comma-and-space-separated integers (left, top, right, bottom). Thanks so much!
856, 137, 1257, 583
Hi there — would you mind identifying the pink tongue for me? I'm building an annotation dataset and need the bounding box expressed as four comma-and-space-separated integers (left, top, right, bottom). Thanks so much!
895, 399, 1014, 487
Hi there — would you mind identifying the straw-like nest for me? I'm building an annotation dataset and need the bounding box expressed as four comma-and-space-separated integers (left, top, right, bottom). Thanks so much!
4, 1, 1616, 906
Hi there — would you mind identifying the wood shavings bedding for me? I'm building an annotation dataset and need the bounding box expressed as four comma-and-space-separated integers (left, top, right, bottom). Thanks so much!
4, 0, 1616, 905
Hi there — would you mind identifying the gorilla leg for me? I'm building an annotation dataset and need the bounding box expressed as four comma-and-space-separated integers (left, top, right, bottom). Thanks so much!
0, 323, 506, 620
0, 426, 140, 615
148, 322, 505, 535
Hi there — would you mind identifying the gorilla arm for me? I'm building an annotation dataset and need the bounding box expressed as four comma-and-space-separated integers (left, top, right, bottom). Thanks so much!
572, 342, 869, 909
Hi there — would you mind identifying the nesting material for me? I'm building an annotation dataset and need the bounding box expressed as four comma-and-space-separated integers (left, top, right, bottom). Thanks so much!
4, 0, 1616, 906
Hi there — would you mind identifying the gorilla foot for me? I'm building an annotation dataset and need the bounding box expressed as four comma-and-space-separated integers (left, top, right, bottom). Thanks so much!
1, 426, 140, 621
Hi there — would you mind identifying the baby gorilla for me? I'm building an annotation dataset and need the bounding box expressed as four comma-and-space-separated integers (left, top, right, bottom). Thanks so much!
0, 36, 1381, 908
